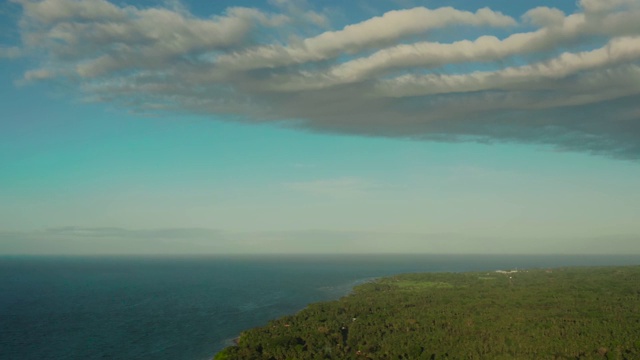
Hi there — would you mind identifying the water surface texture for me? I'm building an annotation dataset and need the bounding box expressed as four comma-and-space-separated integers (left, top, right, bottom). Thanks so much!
1, 254, 638, 360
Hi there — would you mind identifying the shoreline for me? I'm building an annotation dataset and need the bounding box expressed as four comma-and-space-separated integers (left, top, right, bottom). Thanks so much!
214, 264, 640, 359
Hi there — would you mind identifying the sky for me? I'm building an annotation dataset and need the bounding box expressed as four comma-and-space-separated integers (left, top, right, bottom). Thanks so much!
1, 0, 639, 255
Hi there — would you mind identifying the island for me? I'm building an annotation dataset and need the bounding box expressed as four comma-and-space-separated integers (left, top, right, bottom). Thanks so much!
214, 266, 640, 359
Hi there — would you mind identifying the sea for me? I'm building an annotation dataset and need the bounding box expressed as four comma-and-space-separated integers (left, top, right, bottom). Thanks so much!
1, 254, 639, 360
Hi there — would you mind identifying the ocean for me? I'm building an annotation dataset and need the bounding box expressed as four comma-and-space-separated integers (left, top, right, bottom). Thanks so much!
1, 254, 639, 360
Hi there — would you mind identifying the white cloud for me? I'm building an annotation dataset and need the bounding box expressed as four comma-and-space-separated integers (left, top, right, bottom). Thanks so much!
0, 46, 22, 59
579, 0, 640, 13
268, 0, 328, 27
18, 0, 126, 25
375, 37, 640, 99
216, 6, 515, 71
522, 7, 565, 28
242, 8, 640, 92
5, 0, 640, 158
18, 0, 286, 79
16, 69, 56, 85
23, 68, 55, 81
3, 228, 640, 254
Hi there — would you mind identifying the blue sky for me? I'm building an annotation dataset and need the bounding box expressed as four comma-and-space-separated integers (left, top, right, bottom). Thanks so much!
1, 0, 640, 254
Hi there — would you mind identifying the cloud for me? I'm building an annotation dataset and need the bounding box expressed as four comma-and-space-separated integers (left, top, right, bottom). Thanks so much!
268, 0, 329, 28
15, 0, 287, 79
522, 7, 566, 28
579, 0, 640, 13
22, 68, 54, 81
0, 227, 233, 255
2, 228, 639, 255
0, 46, 22, 58
216, 6, 515, 71
5, 0, 640, 158
44, 226, 223, 239
16, 0, 126, 25
375, 37, 640, 98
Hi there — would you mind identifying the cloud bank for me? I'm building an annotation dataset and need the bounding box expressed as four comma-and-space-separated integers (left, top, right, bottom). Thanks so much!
7, 0, 640, 158
2, 227, 639, 255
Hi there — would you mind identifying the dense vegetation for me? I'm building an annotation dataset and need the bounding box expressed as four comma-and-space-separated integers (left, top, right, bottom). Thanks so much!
214, 266, 640, 359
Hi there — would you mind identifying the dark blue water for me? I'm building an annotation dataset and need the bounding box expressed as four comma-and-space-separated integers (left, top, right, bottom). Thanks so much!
1, 254, 638, 360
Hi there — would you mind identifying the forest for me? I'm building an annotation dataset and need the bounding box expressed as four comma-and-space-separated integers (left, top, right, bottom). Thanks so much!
214, 266, 640, 359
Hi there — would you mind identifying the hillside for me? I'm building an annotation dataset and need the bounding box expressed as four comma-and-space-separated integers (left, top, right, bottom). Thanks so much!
215, 266, 640, 359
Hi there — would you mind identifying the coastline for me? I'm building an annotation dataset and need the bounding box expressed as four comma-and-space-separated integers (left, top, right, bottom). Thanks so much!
214, 265, 640, 360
